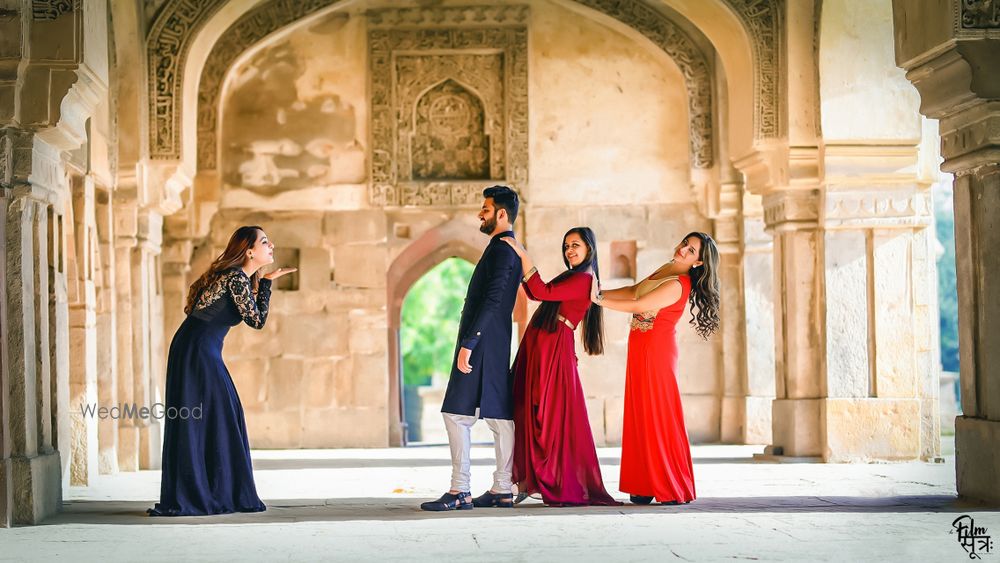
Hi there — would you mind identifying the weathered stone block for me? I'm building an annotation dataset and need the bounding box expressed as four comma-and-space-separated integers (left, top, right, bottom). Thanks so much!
301, 407, 389, 448
349, 310, 388, 355
277, 312, 348, 357
956, 416, 1000, 504
303, 358, 338, 409
683, 394, 720, 443
267, 358, 304, 411
352, 353, 388, 409
10, 451, 61, 525
298, 247, 332, 291
324, 210, 387, 245
823, 398, 920, 462
334, 244, 387, 288
246, 409, 302, 449
771, 398, 822, 457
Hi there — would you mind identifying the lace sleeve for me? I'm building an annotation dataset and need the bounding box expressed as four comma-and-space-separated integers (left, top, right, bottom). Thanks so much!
226, 271, 272, 329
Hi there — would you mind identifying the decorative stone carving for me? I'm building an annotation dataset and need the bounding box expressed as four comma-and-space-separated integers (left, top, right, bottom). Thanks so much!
961, 0, 1000, 29
196, 0, 342, 169
722, 0, 783, 139
411, 80, 491, 180
31, 0, 76, 20
571, 0, 714, 167
824, 190, 933, 229
147, 0, 228, 159
368, 7, 529, 207
153, 0, 780, 170
762, 190, 819, 230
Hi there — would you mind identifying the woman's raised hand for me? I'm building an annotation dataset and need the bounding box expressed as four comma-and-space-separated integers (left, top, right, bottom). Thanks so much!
262, 267, 298, 281
500, 236, 526, 256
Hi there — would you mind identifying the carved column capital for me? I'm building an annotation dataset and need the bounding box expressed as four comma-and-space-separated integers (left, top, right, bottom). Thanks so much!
762, 190, 820, 232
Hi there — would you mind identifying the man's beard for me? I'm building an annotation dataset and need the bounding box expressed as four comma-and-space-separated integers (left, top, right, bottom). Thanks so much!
479, 216, 497, 234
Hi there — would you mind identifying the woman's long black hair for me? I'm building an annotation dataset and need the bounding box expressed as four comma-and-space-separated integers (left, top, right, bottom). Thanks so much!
684, 231, 721, 340
530, 227, 604, 355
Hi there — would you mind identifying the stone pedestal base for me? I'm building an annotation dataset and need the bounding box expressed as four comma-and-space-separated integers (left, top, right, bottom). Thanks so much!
721, 395, 773, 444
0, 458, 11, 527
770, 398, 822, 457
823, 398, 921, 462
139, 423, 161, 470
956, 416, 1000, 505
118, 425, 139, 472
11, 451, 61, 525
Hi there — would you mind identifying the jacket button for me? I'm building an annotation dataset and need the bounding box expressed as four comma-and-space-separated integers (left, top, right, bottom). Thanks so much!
476, 332, 481, 336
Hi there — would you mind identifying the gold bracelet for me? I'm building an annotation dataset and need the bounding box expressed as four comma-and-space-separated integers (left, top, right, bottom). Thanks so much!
522, 266, 537, 283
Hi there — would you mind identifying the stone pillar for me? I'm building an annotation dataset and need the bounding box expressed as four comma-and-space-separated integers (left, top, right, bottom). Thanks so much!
763, 188, 825, 459
739, 193, 775, 444
0, 186, 12, 528
67, 174, 99, 485
892, 0, 1000, 502
821, 144, 933, 461
113, 197, 140, 471
93, 186, 118, 474
5, 185, 63, 524
135, 209, 163, 470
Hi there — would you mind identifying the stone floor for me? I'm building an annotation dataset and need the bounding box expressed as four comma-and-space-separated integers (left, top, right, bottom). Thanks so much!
1, 439, 997, 562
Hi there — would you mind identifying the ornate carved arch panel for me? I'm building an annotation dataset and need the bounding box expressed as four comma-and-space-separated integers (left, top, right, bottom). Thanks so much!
367, 6, 529, 207
148, 0, 782, 166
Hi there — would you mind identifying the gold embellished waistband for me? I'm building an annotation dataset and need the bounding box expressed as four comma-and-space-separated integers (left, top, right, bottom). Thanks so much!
557, 314, 576, 330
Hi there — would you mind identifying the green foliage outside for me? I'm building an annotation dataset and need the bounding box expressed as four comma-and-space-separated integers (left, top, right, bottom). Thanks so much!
401, 258, 475, 387
934, 183, 959, 373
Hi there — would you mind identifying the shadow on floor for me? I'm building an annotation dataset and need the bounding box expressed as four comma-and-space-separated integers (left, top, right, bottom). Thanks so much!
44, 495, 996, 526
251, 456, 756, 470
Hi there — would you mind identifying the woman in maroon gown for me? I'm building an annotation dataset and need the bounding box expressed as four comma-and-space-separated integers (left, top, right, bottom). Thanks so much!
501, 228, 620, 506
593, 232, 720, 505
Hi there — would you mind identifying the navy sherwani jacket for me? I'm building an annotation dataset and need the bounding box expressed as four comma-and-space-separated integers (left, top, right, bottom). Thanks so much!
441, 230, 522, 420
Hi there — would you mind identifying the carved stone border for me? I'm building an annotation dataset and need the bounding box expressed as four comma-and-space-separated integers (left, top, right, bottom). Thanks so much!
196, 0, 343, 170
368, 7, 530, 207
146, 0, 228, 159
149, 0, 782, 164
722, 0, 783, 140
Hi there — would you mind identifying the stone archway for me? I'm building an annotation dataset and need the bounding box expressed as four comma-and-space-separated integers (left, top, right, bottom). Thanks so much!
385, 217, 529, 446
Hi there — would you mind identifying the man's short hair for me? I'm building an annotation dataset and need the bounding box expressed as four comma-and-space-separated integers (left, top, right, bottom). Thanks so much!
483, 185, 519, 224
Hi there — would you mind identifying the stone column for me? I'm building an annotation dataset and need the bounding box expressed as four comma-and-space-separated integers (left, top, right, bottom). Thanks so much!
892, 0, 1000, 502
113, 197, 139, 471
0, 186, 12, 528
93, 186, 118, 474
135, 209, 163, 470
821, 144, 934, 462
763, 187, 826, 459
5, 184, 63, 524
739, 193, 775, 444
67, 174, 99, 485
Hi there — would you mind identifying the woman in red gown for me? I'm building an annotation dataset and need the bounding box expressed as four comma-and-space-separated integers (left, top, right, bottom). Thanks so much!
501, 228, 620, 506
594, 232, 720, 505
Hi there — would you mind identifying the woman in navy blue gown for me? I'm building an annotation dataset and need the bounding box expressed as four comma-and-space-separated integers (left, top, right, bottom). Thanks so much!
149, 226, 295, 516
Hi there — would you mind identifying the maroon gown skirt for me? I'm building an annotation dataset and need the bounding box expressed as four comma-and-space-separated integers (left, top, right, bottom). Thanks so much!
512, 323, 619, 506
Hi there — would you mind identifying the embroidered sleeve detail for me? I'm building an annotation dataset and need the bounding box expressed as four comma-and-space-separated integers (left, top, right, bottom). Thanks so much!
226, 271, 272, 329
521, 266, 538, 283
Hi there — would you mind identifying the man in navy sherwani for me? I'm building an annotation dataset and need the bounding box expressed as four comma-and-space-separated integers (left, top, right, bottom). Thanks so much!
421, 186, 522, 511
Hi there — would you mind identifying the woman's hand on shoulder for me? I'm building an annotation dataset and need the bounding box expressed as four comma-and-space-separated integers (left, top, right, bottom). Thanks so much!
262, 267, 297, 281
500, 236, 525, 257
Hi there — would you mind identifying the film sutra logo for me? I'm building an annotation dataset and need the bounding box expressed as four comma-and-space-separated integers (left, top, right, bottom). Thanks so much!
952, 515, 994, 559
